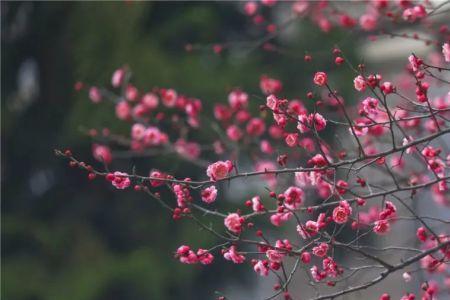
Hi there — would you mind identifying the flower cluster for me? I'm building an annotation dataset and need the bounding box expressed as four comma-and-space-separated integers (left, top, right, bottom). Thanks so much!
60, 2, 450, 298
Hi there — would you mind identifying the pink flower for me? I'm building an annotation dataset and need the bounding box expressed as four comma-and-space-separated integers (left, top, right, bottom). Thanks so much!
353, 75, 366, 92
408, 55, 421, 72
301, 251, 311, 263
292, 1, 309, 15
197, 249, 214, 265
285, 133, 298, 147
244, 1, 258, 16
270, 212, 292, 226
228, 89, 248, 110
176, 245, 198, 264
131, 123, 146, 140
322, 256, 339, 277
149, 170, 166, 187
310, 265, 326, 282
260, 140, 274, 154
403, 5, 426, 22
339, 14, 356, 28
297, 113, 327, 133
201, 186, 218, 204
111, 171, 131, 189
214, 104, 232, 121
361, 97, 379, 116
223, 245, 245, 263
359, 14, 377, 31
260, 75, 282, 95
111, 68, 125, 88
443, 43, 450, 62
297, 220, 319, 239
416, 227, 427, 242
126, 84, 139, 101
224, 213, 244, 234
332, 200, 352, 224
283, 186, 304, 210
174, 139, 200, 159
115, 101, 131, 120
253, 260, 269, 276
226, 125, 243, 141
143, 127, 164, 146
373, 219, 390, 235
352, 121, 369, 137
206, 160, 233, 181
313, 72, 327, 86
312, 113, 327, 131
312, 243, 329, 257
380, 82, 395, 94
92, 144, 112, 164
297, 113, 310, 133
266, 249, 284, 263
336, 180, 348, 195
246, 118, 266, 136
266, 94, 279, 110
261, 0, 276, 7
161, 88, 177, 107
141, 93, 159, 110
308, 154, 327, 167
251, 196, 265, 212
89, 87, 102, 103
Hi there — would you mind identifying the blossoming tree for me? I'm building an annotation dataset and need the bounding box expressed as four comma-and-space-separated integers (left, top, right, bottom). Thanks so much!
57, 1, 450, 299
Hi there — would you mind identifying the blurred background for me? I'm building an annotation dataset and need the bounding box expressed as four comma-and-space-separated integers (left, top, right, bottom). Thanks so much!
2, 2, 447, 300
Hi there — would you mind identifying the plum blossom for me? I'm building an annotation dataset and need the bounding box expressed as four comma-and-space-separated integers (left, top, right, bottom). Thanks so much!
361, 97, 379, 116
253, 260, 269, 276
285, 133, 298, 147
353, 75, 366, 92
312, 243, 329, 257
283, 186, 304, 210
297, 113, 327, 133
224, 213, 244, 234
197, 249, 214, 265
226, 125, 243, 141
228, 89, 248, 110
223, 245, 245, 263
359, 14, 377, 31
115, 101, 131, 120
141, 93, 159, 110
251, 196, 265, 212
409, 55, 422, 72
92, 144, 112, 164
380, 82, 395, 94
443, 43, 450, 62
244, 1, 258, 16
270, 212, 292, 226
266, 249, 284, 263
176, 245, 198, 264
110, 171, 131, 189
313, 71, 327, 86
161, 88, 177, 107
246, 118, 266, 136
260, 75, 282, 95
297, 220, 319, 239
201, 186, 218, 204
89, 87, 102, 103
301, 251, 311, 264
206, 160, 233, 181
111, 68, 125, 88
332, 200, 352, 224
373, 219, 390, 235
